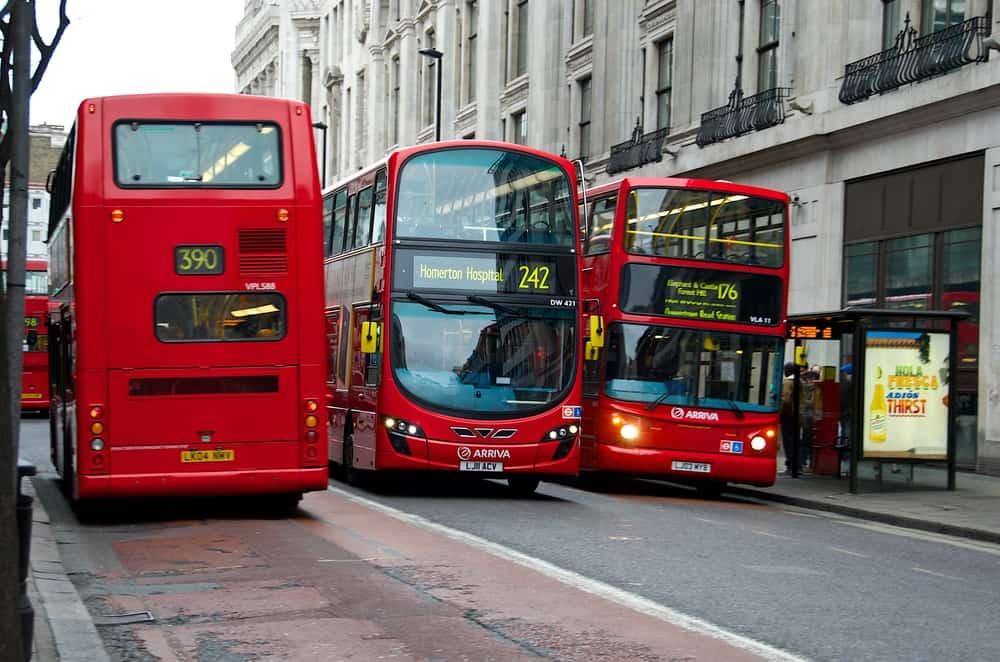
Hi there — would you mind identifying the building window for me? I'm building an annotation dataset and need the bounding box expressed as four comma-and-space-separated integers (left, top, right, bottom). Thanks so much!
466, 1, 478, 104
515, 0, 528, 77
656, 38, 673, 131
921, 0, 966, 34
882, 0, 901, 50
31, 229, 41, 242
512, 110, 527, 145
574, 0, 593, 40
885, 234, 933, 310
31, 197, 41, 210
757, 0, 780, 92
578, 77, 591, 160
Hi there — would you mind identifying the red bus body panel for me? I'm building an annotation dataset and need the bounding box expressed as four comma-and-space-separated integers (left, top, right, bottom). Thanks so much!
581, 177, 789, 488
324, 141, 583, 478
48, 94, 328, 500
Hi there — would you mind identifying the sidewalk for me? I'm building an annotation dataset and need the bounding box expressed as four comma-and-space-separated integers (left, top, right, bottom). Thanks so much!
730, 462, 1000, 544
24, 464, 1000, 661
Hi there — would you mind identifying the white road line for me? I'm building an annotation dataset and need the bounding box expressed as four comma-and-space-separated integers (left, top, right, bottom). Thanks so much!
753, 530, 794, 541
830, 547, 871, 558
782, 511, 820, 518
832, 519, 1000, 556
912, 567, 964, 581
328, 485, 809, 662
694, 517, 727, 525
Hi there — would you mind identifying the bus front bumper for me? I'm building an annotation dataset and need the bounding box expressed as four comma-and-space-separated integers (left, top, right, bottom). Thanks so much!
595, 443, 776, 487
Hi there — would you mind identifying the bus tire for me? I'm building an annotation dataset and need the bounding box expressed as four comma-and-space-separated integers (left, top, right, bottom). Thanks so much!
274, 493, 302, 514
343, 435, 365, 487
507, 476, 540, 497
696, 482, 726, 499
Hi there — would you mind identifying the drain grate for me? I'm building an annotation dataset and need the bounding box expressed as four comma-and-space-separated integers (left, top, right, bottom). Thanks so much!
94, 610, 155, 626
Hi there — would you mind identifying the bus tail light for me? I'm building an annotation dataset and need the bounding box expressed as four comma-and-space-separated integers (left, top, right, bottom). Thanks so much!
87, 403, 108, 473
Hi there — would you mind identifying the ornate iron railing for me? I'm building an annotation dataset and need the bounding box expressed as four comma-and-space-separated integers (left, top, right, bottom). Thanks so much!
839, 15, 991, 105
696, 86, 790, 147
606, 126, 669, 175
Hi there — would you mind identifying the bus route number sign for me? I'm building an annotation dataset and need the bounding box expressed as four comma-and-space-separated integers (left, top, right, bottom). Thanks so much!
24, 316, 39, 328
175, 245, 224, 275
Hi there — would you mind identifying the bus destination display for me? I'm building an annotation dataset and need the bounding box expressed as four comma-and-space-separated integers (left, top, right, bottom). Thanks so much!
620, 264, 782, 326
394, 249, 575, 296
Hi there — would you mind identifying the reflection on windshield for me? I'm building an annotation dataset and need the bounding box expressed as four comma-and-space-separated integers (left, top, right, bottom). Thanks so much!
604, 323, 782, 412
390, 300, 576, 416
623, 187, 785, 267
394, 148, 576, 246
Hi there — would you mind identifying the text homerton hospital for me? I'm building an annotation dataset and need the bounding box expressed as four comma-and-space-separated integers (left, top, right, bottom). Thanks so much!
419, 263, 504, 284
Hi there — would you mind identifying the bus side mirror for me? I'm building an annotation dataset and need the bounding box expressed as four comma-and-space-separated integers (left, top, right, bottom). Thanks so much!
585, 341, 600, 361
46, 170, 56, 194
360, 321, 380, 354
588, 315, 605, 348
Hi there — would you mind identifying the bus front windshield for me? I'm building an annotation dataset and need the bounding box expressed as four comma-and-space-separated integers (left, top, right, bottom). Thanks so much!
390, 300, 576, 417
604, 323, 782, 413
394, 148, 576, 246
623, 187, 786, 267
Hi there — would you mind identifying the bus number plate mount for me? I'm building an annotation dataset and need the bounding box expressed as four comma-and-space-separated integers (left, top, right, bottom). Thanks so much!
671, 461, 710, 473
175, 245, 224, 275
459, 461, 503, 472
182, 449, 235, 463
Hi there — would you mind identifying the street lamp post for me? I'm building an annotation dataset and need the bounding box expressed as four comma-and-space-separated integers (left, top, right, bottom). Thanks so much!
418, 47, 443, 142
312, 121, 328, 186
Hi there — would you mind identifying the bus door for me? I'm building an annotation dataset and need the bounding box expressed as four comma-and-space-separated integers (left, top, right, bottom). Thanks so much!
325, 307, 349, 464
349, 304, 380, 469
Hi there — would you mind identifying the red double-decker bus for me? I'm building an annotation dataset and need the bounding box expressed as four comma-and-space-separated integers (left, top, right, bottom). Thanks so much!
579, 177, 789, 496
323, 140, 583, 495
1, 258, 50, 411
45, 94, 328, 504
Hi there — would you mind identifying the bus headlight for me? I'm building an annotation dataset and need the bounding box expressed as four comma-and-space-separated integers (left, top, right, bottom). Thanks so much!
620, 424, 640, 441
750, 435, 767, 451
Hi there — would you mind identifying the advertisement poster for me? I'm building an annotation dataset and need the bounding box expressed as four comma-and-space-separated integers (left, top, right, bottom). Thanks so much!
862, 330, 949, 460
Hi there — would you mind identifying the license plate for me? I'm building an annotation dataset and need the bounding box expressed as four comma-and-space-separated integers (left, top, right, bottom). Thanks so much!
182, 450, 234, 463
672, 461, 711, 473
459, 461, 503, 472
22, 393, 43, 399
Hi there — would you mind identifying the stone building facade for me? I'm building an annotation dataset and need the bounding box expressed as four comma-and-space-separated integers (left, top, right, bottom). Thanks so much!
2, 123, 67, 261
233, 0, 1000, 474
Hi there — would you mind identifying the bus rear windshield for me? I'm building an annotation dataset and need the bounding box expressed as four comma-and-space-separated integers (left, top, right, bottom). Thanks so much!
155, 292, 286, 342
114, 121, 281, 187
394, 148, 576, 246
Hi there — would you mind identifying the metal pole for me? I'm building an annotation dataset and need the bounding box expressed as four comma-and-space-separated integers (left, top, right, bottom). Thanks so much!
434, 55, 442, 142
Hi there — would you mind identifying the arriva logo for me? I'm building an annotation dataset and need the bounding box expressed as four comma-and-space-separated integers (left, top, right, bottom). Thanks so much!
457, 447, 512, 460
669, 407, 720, 422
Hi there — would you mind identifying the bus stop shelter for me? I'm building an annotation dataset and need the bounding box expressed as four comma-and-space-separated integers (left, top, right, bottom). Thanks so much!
786, 308, 967, 494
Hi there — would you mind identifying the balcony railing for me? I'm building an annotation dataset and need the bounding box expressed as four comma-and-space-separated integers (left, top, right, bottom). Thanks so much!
839, 15, 991, 105
696, 87, 790, 147
606, 126, 669, 175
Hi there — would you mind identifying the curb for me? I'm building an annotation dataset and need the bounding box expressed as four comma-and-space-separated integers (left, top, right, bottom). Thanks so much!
25, 480, 111, 662
728, 485, 1000, 545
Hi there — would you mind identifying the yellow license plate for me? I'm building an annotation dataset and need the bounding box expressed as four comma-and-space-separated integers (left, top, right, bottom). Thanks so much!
22, 393, 43, 399
181, 449, 235, 463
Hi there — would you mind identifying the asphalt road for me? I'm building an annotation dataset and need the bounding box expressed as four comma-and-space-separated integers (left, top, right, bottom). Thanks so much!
18, 417, 1000, 661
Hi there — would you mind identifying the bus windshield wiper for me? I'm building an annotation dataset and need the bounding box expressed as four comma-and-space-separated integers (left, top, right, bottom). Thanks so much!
406, 291, 465, 315
467, 294, 517, 316
727, 399, 745, 419
646, 385, 678, 412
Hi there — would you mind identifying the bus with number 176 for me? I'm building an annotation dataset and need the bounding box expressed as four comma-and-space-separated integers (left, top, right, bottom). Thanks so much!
323, 140, 583, 495
579, 177, 789, 495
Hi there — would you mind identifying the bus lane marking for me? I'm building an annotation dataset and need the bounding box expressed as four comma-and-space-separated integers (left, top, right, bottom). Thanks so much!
328, 485, 809, 662
912, 567, 964, 581
829, 547, 871, 559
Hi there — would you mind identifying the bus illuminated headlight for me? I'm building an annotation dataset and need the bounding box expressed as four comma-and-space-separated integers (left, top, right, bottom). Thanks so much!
568, 424, 579, 435
750, 435, 767, 451
90, 438, 105, 451
541, 425, 578, 444
620, 424, 640, 441
381, 415, 425, 438
384, 417, 396, 429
